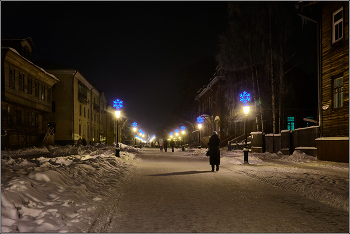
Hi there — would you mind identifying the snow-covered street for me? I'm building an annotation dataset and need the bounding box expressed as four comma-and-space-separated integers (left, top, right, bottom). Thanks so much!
1, 145, 349, 232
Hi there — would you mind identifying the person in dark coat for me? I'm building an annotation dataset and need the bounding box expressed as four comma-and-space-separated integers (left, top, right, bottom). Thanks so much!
208, 131, 221, 171
164, 139, 168, 152
170, 139, 175, 152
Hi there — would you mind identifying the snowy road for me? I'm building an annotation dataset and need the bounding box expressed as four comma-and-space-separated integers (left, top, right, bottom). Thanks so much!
87, 148, 348, 233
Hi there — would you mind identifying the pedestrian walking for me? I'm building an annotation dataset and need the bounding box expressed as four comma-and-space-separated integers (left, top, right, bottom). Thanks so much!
170, 139, 175, 152
164, 139, 168, 152
208, 131, 221, 171
159, 140, 164, 151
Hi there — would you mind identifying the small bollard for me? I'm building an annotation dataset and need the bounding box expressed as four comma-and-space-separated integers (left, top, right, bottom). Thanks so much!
243, 147, 249, 164
228, 141, 232, 151
182, 145, 185, 151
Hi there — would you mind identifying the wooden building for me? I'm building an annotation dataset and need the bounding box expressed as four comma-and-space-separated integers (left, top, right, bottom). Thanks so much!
317, 1, 349, 162
298, 1, 349, 162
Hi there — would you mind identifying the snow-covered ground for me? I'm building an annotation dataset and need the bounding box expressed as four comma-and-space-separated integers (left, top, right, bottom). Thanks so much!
1, 144, 140, 233
1, 145, 348, 232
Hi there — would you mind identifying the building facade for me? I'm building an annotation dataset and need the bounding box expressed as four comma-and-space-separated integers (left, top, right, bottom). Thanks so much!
1, 38, 59, 149
317, 1, 349, 162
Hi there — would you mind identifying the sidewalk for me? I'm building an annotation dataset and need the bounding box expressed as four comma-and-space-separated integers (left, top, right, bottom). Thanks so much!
220, 149, 349, 212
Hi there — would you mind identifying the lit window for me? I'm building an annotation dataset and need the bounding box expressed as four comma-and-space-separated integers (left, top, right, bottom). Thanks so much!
287, 116, 295, 130
333, 7, 343, 43
333, 77, 343, 108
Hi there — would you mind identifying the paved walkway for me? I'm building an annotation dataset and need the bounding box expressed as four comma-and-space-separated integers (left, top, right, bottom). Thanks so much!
96, 148, 349, 232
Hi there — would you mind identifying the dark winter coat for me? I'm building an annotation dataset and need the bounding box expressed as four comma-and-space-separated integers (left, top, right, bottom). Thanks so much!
170, 140, 175, 147
208, 134, 220, 165
163, 140, 168, 147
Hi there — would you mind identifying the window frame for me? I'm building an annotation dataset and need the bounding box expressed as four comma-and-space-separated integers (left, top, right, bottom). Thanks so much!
332, 7, 344, 44
34, 80, 40, 98
19, 73, 25, 92
333, 76, 344, 109
27, 77, 33, 95
9, 67, 15, 89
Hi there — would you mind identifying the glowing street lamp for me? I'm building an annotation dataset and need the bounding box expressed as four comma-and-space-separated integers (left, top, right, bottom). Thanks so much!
113, 99, 123, 157
170, 132, 173, 138
197, 116, 204, 149
239, 91, 251, 164
175, 129, 179, 136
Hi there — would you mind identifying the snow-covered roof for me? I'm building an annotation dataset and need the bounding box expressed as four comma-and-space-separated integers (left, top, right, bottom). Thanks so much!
2, 47, 59, 82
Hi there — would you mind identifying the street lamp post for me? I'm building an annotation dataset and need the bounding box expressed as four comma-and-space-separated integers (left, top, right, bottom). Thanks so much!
113, 99, 123, 157
197, 116, 204, 149
132, 122, 137, 147
181, 126, 186, 151
240, 91, 251, 164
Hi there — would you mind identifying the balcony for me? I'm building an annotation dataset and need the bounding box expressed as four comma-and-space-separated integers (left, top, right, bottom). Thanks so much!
78, 93, 88, 104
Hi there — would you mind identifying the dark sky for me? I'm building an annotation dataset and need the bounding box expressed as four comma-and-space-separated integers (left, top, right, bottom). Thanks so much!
1, 1, 317, 137
1, 1, 228, 136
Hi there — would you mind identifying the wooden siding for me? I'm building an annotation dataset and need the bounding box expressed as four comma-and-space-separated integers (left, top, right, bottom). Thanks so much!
321, 2, 349, 137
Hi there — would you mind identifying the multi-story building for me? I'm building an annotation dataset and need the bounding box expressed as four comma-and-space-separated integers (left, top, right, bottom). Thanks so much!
195, 75, 228, 147
44, 69, 98, 145
1, 38, 59, 149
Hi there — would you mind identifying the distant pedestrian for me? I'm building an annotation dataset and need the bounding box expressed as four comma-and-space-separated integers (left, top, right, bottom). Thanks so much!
82, 138, 87, 146
159, 140, 164, 151
170, 139, 175, 152
164, 139, 168, 152
155, 141, 159, 148
208, 131, 221, 171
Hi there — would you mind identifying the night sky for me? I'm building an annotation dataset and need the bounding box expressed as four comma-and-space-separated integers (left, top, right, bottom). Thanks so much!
1, 1, 316, 136
2, 1, 229, 135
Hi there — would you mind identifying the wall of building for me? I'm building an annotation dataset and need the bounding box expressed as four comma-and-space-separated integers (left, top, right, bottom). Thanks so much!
321, 1, 349, 137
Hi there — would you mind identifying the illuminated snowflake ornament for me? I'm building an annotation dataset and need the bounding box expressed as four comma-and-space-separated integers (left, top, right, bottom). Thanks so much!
181, 126, 186, 131
239, 91, 251, 105
113, 99, 123, 110
132, 122, 137, 127
197, 116, 204, 124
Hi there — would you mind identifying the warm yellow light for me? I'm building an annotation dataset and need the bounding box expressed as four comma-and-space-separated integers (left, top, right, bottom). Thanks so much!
182, 131, 185, 134
133, 127, 136, 132
243, 105, 250, 115
198, 124, 202, 129
115, 110, 121, 118
176, 133, 178, 136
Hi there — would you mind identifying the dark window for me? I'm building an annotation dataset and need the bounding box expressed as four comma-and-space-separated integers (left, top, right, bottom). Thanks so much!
35, 81, 39, 98
47, 87, 52, 103
27, 77, 33, 95
80, 105, 82, 116
333, 8, 343, 43
84, 107, 86, 117
79, 124, 81, 136
333, 77, 343, 108
32, 112, 35, 127
41, 84, 45, 100
19, 73, 25, 92
16, 109, 22, 126
52, 101, 56, 113
9, 68, 15, 89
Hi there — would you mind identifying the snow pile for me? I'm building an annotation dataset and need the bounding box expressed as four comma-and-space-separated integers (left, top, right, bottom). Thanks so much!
1, 144, 138, 233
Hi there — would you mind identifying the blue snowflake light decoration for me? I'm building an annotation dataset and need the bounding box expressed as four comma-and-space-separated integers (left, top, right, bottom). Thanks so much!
239, 91, 251, 105
139, 129, 143, 133
181, 126, 186, 131
175, 129, 179, 133
197, 116, 204, 124
132, 122, 137, 127
170, 132, 173, 136
113, 99, 123, 110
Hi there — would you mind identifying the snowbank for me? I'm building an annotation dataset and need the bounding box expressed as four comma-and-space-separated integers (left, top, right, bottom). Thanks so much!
1, 144, 138, 233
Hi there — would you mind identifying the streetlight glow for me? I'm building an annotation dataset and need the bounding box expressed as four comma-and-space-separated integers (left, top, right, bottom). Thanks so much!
243, 105, 250, 115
